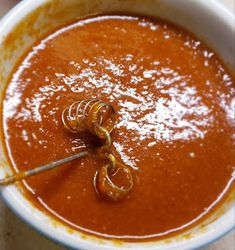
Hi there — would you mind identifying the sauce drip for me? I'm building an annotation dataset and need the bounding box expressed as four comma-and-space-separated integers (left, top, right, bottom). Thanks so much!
2, 15, 235, 240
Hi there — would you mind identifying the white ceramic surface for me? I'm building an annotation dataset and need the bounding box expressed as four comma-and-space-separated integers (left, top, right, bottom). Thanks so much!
0, 1, 234, 250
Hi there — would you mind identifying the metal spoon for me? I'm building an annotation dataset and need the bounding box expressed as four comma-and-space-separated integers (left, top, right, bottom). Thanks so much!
0, 151, 89, 186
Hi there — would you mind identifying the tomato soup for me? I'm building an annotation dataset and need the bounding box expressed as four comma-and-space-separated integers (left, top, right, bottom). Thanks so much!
2, 15, 235, 240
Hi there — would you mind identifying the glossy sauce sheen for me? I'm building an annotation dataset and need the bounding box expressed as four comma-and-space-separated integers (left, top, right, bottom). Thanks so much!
2, 15, 235, 240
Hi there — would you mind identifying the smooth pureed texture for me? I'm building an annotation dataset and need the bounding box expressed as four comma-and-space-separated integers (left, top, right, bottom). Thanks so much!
2, 15, 235, 240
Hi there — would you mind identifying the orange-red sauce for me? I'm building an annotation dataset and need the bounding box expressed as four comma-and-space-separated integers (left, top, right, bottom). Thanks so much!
2, 15, 235, 240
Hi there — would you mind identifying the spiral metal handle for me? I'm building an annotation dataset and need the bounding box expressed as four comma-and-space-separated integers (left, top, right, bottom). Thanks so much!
62, 99, 133, 201
62, 99, 116, 135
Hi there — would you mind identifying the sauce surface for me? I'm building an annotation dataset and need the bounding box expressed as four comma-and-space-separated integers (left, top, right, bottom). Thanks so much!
2, 15, 235, 240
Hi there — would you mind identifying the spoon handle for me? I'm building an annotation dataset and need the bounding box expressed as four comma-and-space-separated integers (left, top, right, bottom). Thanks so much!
0, 151, 89, 186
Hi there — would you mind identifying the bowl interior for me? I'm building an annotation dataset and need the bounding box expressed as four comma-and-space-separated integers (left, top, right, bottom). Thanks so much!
0, 0, 234, 249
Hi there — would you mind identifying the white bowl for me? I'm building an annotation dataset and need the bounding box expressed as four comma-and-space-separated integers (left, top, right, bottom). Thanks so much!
0, 0, 234, 249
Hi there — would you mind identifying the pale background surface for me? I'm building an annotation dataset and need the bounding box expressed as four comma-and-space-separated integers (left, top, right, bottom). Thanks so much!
0, 0, 234, 249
